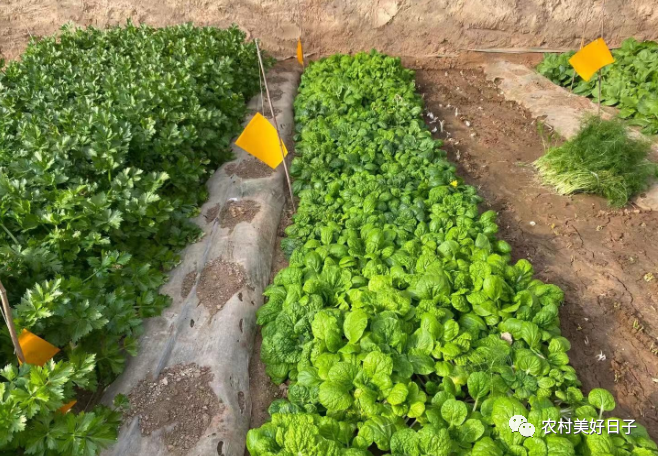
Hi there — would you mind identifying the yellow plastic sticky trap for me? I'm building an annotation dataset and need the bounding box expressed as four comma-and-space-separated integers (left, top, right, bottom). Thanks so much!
18, 329, 60, 366
235, 112, 288, 169
58, 400, 77, 414
569, 38, 615, 82
296, 38, 304, 66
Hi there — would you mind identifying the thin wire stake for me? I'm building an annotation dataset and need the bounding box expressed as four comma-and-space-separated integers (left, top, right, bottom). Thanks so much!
297, 0, 305, 69
598, 0, 606, 116
0, 279, 25, 364
597, 70, 602, 116
569, 2, 594, 94
0, 295, 7, 324
254, 39, 296, 212
600, 0, 606, 40
258, 65, 265, 116
297, 0, 303, 36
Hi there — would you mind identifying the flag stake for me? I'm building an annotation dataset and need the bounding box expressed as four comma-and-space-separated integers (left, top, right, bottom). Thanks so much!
597, 70, 602, 116
297, 0, 305, 68
569, 2, 594, 94
598, 0, 606, 116
0, 279, 25, 364
254, 39, 296, 212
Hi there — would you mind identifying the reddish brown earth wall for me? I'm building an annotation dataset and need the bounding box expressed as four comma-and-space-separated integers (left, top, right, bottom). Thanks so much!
2, 0, 658, 60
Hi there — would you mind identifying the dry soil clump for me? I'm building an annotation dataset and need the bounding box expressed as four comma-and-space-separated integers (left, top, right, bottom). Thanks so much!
219, 200, 261, 232
196, 259, 248, 314
127, 363, 222, 453
225, 158, 274, 179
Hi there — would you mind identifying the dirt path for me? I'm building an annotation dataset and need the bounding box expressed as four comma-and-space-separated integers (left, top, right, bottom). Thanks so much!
246, 200, 294, 450
411, 55, 658, 437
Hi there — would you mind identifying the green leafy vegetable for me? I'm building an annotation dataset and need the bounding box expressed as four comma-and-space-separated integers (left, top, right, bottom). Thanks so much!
0, 22, 266, 455
247, 51, 657, 456
588, 388, 616, 418
538, 38, 658, 134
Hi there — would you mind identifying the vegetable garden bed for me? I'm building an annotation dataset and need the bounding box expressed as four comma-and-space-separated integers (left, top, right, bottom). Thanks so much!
246, 53, 658, 455
481, 58, 658, 211
0, 23, 270, 456
101, 62, 299, 456
3, 20, 658, 456
414, 54, 658, 441
538, 39, 658, 135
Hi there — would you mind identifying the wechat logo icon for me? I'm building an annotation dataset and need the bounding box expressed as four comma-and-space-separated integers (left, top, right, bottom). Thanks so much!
509, 415, 536, 437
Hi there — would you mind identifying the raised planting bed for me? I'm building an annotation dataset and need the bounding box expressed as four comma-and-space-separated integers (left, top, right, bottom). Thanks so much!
538, 38, 658, 135
0, 23, 268, 456
101, 62, 300, 456
246, 52, 658, 455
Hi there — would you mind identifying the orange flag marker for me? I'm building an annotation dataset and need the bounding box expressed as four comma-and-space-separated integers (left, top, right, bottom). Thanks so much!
235, 112, 288, 169
296, 38, 304, 66
18, 329, 60, 366
18, 330, 78, 414
569, 38, 615, 81
58, 400, 77, 414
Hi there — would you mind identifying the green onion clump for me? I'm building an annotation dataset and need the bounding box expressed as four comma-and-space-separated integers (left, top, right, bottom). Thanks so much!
535, 116, 656, 206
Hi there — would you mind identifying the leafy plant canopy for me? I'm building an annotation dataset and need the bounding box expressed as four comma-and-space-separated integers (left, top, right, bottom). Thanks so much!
535, 116, 657, 207
247, 52, 658, 456
0, 22, 266, 455
538, 38, 658, 134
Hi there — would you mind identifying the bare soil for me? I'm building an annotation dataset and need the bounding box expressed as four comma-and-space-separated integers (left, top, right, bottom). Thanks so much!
269, 201, 295, 283
225, 158, 274, 180
196, 260, 248, 315
263, 85, 284, 104
219, 200, 261, 232
247, 333, 287, 431
4, 0, 658, 63
245, 200, 294, 451
204, 204, 220, 224
127, 363, 223, 454
180, 270, 197, 298
411, 55, 658, 437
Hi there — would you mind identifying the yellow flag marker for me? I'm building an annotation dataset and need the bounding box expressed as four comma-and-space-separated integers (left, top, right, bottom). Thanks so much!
18, 329, 60, 366
235, 112, 288, 169
569, 38, 615, 82
296, 38, 304, 66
